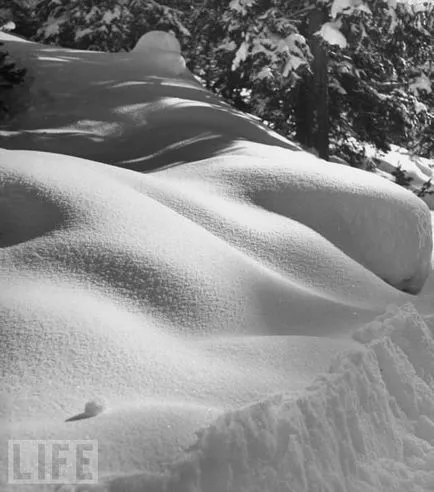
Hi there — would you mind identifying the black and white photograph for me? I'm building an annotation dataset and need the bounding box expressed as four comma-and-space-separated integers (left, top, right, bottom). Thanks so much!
0, 0, 433, 490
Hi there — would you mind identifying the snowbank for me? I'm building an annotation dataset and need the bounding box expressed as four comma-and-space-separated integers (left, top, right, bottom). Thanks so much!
132, 30, 182, 54
100, 304, 434, 492
372, 145, 434, 210
130, 30, 186, 76
1, 32, 434, 492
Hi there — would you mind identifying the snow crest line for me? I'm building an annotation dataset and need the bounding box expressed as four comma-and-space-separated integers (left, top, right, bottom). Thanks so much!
89, 303, 434, 492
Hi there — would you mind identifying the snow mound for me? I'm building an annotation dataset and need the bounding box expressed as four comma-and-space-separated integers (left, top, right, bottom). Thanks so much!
130, 30, 186, 76
154, 148, 432, 295
372, 145, 434, 210
97, 304, 434, 492
318, 21, 347, 48
132, 30, 182, 54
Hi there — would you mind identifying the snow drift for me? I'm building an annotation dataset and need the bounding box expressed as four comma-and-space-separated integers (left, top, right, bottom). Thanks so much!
130, 31, 186, 76
1, 32, 434, 492
104, 304, 434, 492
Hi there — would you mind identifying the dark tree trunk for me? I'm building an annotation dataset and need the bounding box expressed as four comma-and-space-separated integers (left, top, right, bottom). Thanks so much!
308, 6, 330, 160
293, 6, 330, 159
294, 75, 314, 148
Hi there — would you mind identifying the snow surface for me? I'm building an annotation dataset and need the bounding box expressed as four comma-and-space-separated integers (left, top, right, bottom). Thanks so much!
1, 32, 434, 492
130, 30, 186, 76
132, 30, 182, 54
330, 0, 372, 19
409, 73, 432, 96
229, 0, 256, 15
318, 21, 347, 48
368, 145, 434, 210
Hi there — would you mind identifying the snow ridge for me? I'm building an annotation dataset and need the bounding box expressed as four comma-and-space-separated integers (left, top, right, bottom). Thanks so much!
95, 304, 434, 492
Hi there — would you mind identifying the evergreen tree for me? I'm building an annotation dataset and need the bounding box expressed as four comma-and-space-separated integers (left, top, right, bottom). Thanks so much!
391, 165, 413, 188
184, 0, 432, 163
34, 0, 188, 52
0, 40, 27, 122
328, 0, 433, 162
189, 0, 313, 137
0, 0, 40, 39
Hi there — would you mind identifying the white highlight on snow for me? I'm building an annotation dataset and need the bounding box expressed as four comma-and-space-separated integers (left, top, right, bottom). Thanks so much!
330, 0, 372, 18
133, 30, 182, 54
131, 30, 186, 76
102, 7, 122, 25
282, 33, 310, 75
242, 30, 310, 76
331, 0, 358, 18
0, 21, 16, 32
229, 0, 256, 15
410, 73, 432, 96
318, 21, 347, 48
231, 39, 249, 71
256, 66, 274, 80
40, 16, 64, 39
371, 144, 434, 210
223, 6, 312, 78
406, 0, 431, 13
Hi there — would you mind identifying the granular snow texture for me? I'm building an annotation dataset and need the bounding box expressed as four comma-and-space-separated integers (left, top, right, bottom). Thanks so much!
1, 32, 434, 492
104, 304, 434, 492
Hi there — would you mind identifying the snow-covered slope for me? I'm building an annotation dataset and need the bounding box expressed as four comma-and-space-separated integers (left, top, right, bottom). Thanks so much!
1, 32, 434, 492
372, 145, 434, 210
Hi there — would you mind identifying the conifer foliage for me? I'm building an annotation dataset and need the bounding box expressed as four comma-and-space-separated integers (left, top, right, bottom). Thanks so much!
0, 40, 27, 122
328, 0, 433, 161
1, 0, 433, 164
0, 0, 39, 39
178, 0, 433, 161
34, 0, 189, 52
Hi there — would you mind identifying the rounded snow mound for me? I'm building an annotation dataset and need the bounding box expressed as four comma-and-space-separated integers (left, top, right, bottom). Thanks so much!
132, 30, 182, 54
154, 147, 433, 295
130, 30, 186, 76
